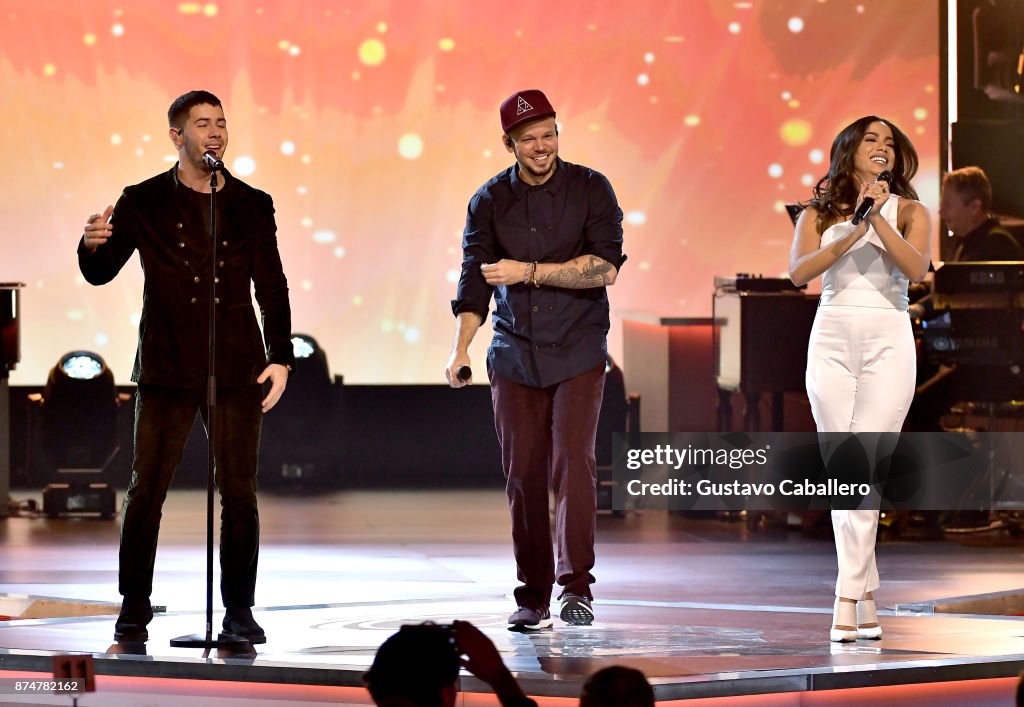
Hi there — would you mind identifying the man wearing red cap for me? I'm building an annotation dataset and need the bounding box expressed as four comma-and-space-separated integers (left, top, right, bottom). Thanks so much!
446, 89, 625, 630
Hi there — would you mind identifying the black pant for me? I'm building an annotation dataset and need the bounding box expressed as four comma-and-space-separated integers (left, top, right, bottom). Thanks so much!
119, 384, 263, 607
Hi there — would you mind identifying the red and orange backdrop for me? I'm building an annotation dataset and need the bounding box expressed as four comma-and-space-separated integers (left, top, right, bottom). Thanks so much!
0, 0, 939, 383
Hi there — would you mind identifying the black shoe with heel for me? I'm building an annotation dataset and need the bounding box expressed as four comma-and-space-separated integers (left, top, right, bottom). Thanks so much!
114, 596, 153, 642
222, 607, 266, 644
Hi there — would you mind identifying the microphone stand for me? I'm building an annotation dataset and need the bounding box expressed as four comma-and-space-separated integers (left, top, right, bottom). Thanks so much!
171, 164, 248, 649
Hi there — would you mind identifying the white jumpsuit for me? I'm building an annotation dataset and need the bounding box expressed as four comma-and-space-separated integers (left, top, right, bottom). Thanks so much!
805, 195, 916, 600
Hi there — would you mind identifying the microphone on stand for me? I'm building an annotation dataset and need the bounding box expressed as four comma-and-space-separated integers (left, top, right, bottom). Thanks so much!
851, 170, 893, 226
202, 151, 224, 171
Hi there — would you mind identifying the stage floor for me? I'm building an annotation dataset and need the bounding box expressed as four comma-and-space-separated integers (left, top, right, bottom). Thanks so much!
1, 490, 1023, 705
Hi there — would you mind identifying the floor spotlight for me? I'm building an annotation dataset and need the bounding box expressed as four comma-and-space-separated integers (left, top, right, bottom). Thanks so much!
291, 334, 318, 361
260, 334, 337, 488
28, 351, 129, 518
597, 355, 640, 515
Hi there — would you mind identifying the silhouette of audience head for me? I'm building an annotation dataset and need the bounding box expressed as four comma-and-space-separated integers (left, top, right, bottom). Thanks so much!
364, 620, 535, 707
579, 666, 654, 707
364, 623, 460, 707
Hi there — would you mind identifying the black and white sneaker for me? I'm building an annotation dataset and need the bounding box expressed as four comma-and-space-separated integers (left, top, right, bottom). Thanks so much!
507, 606, 553, 632
559, 594, 594, 626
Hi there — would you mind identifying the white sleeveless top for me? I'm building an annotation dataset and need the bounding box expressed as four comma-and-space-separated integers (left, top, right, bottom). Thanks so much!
818, 195, 909, 310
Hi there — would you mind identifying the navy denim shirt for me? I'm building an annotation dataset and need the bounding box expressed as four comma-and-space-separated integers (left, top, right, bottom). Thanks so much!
452, 158, 625, 388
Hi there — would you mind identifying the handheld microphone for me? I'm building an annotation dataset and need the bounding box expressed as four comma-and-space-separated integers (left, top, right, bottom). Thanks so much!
202, 151, 224, 171
455, 365, 472, 382
851, 170, 893, 226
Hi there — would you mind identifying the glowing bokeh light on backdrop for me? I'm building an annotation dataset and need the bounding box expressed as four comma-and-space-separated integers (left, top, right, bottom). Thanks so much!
0, 0, 939, 384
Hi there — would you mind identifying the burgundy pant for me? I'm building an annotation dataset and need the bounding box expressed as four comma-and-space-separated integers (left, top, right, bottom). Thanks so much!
489, 364, 605, 609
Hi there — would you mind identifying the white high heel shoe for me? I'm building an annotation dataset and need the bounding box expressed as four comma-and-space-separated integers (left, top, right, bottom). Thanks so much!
830, 599, 857, 642
856, 599, 883, 640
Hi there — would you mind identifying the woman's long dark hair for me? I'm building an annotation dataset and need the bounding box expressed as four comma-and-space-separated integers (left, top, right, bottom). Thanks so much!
808, 115, 919, 234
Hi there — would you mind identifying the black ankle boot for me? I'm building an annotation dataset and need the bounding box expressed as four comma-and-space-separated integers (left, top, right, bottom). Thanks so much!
222, 607, 266, 644
114, 596, 153, 641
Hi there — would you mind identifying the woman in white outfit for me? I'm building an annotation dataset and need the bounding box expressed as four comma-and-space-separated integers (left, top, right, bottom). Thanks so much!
789, 116, 931, 642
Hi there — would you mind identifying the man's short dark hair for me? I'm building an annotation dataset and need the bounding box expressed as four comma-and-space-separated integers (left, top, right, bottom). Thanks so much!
168, 90, 222, 129
364, 624, 460, 707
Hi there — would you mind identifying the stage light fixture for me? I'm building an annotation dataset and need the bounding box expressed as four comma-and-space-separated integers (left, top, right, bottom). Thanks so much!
59, 352, 105, 380
596, 355, 640, 515
28, 350, 129, 518
291, 334, 317, 360
261, 333, 337, 488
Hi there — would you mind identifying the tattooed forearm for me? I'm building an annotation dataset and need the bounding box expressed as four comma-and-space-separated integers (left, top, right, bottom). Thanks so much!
537, 255, 617, 288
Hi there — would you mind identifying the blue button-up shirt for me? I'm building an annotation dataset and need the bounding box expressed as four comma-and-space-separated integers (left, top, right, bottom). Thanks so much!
452, 158, 625, 388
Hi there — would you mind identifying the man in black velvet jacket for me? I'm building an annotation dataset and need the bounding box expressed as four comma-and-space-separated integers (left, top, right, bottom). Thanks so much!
78, 90, 294, 643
